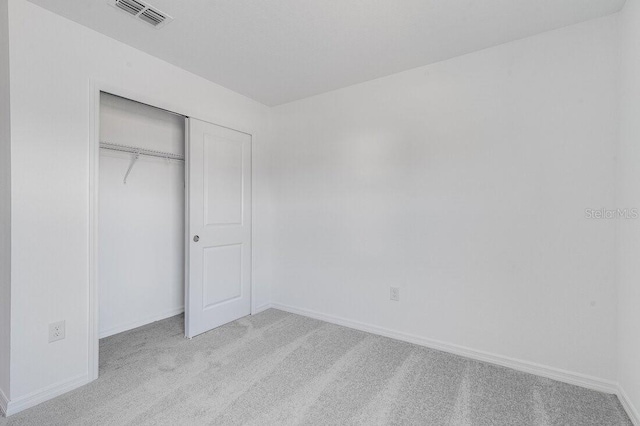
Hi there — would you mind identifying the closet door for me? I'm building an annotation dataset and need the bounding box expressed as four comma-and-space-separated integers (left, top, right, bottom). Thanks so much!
185, 118, 251, 338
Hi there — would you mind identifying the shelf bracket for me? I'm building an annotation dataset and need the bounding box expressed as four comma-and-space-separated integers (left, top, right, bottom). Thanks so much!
123, 151, 140, 184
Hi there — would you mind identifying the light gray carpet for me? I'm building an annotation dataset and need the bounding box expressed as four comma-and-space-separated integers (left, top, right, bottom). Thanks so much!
1, 309, 632, 425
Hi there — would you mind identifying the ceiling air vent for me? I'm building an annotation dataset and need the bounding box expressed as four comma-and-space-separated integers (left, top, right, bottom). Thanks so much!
139, 8, 166, 26
114, 0, 144, 16
109, 0, 173, 29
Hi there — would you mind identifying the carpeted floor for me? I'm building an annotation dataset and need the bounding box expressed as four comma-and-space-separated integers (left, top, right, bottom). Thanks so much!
0, 309, 632, 425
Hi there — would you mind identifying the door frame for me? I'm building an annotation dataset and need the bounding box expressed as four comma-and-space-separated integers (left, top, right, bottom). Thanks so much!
87, 80, 256, 381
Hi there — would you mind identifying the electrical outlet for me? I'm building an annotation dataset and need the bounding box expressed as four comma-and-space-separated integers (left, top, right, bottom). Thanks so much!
49, 321, 65, 343
390, 287, 400, 302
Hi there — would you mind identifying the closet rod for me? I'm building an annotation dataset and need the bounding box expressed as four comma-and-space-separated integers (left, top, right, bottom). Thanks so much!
99, 141, 184, 161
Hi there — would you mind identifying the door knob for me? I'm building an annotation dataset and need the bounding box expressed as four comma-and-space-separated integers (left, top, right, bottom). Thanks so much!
193, 235, 200, 242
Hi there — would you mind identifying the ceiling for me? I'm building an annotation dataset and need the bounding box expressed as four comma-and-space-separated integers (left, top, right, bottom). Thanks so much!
27, 0, 625, 106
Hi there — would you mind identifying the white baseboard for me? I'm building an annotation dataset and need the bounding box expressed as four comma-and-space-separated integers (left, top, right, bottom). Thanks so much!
0, 387, 8, 417
252, 303, 273, 315
618, 385, 640, 425
3, 373, 89, 417
270, 303, 618, 395
99, 306, 184, 339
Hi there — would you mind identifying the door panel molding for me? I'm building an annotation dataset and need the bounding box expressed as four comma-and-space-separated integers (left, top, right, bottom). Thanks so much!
185, 117, 252, 338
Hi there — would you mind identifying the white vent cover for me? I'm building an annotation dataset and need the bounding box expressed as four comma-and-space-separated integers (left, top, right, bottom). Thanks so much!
109, 0, 173, 29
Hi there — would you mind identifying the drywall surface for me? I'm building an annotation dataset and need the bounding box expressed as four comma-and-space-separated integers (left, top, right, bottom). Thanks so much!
7, 0, 269, 402
269, 16, 619, 382
98, 93, 185, 338
617, 0, 640, 420
0, 0, 12, 404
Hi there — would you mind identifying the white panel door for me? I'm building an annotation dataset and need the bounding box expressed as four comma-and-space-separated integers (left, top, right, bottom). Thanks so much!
186, 118, 251, 338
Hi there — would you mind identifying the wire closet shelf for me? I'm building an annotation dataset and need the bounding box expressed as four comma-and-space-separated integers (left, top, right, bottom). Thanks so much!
99, 141, 184, 161
99, 141, 184, 184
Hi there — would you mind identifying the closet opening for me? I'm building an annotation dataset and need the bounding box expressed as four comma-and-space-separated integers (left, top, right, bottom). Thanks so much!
91, 87, 253, 380
97, 92, 187, 345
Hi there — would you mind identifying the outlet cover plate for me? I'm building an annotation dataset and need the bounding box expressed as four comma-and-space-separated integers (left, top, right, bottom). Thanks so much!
49, 320, 65, 343
390, 287, 400, 301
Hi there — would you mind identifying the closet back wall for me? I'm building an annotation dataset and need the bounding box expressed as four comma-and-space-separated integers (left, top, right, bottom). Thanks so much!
99, 93, 185, 338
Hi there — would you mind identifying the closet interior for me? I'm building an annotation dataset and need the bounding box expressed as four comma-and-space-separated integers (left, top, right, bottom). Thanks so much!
98, 92, 186, 339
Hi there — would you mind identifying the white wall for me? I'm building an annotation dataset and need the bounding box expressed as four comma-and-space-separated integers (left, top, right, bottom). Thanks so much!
268, 16, 620, 383
0, 0, 12, 406
616, 0, 640, 421
2, 0, 632, 415
6, 0, 269, 404
98, 93, 185, 338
